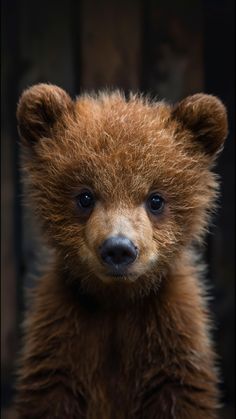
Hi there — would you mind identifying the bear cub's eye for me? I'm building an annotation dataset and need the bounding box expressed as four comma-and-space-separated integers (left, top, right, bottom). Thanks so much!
147, 193, 165, 215
76, 190, 95, 212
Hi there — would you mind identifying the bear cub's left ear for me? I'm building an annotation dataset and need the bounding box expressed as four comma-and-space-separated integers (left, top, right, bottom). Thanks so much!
17, 83, 75, 146
172, 94, 228, 158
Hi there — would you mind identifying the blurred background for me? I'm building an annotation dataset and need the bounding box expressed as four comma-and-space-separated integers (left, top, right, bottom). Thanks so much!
1, 0, 235, 418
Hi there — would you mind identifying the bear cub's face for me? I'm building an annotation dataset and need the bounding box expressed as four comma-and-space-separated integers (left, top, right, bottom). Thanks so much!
17, 85, 228, 290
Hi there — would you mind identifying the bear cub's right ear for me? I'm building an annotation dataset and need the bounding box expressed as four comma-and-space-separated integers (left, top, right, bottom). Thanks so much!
17, 84, 74, 146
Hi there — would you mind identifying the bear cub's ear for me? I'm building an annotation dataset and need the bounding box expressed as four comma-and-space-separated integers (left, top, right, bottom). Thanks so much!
17, 84, 74, 146
172, 94, 228, 158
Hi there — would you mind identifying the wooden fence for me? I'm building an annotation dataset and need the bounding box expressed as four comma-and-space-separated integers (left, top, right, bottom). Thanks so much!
1, 0, 235, 417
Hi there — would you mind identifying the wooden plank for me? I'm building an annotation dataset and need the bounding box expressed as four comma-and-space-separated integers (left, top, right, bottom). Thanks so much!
80, 0, 142, 91
18, 0, 75, 95
141, 0, 203, 102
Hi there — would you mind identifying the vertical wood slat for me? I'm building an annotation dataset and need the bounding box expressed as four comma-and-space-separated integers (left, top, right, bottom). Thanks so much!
141, 0, 203, 102
80, 0, 142, 91
18, 0, 76, 95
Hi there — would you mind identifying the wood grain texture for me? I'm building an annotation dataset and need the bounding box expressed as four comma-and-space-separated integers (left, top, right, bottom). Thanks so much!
141, 0, 203, 101
81, 0, 142, 91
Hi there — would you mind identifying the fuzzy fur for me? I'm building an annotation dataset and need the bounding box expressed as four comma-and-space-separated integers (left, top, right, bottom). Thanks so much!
15, 84, 228, 418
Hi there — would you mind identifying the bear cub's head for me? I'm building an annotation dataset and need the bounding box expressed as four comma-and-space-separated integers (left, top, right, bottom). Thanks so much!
17, 84, 228, 294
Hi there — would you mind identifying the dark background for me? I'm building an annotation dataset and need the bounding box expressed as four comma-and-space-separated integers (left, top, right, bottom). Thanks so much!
1, 0, 235, 418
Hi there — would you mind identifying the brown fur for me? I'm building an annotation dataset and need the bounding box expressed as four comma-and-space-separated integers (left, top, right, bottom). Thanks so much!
15, 84, 228, 418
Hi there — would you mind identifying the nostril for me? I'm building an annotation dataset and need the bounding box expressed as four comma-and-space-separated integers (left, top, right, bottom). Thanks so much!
100, 236, 138, 267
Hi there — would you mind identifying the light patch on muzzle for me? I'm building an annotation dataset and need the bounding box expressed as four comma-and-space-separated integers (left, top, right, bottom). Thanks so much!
109, 214, 137, 243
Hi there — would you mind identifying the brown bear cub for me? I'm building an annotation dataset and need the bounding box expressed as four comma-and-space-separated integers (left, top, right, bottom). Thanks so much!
15, 84, 228, 419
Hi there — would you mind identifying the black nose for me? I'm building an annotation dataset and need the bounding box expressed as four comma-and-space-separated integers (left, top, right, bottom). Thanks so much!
100, 236, 138, 268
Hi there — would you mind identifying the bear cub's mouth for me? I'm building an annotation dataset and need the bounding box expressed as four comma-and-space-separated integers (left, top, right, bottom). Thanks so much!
105, 269, 134, 279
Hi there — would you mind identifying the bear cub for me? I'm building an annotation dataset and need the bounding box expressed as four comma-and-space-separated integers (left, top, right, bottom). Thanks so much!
15, 84, 228, 419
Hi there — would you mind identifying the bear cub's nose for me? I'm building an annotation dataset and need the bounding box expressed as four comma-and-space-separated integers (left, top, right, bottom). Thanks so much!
100, 236, 138, 268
